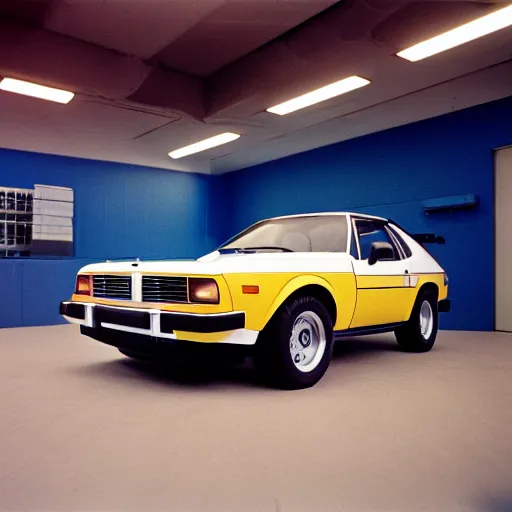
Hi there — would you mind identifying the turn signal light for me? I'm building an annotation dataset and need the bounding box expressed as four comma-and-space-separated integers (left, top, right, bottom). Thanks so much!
242, 285, 259, 295
188, 278, 219, 304
75, 275, 92, 296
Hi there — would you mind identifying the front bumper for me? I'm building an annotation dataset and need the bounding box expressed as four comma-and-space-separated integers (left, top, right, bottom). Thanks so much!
79, 325, 252, 361
60, 301, 257, 345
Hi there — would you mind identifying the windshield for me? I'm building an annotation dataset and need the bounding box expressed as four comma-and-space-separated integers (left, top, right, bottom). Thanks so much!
220, 215, 349, 253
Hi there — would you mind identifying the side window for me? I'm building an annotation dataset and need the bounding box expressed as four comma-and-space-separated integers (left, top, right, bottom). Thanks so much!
354, 220, 400, 261
388, 226, 412, 258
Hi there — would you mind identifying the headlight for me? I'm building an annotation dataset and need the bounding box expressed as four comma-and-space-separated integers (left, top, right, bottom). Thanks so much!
188, 278, 219, 304
75, 275, 92, 296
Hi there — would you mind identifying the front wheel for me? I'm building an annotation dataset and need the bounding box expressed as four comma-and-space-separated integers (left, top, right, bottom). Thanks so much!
395, 289, 438, 352
253, 296, 334, 390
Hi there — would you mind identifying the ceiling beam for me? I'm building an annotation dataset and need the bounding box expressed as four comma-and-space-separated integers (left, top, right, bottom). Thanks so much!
0, 19, 204, 120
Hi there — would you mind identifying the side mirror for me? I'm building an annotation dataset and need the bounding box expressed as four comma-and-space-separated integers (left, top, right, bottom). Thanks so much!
368, 242, 395, 265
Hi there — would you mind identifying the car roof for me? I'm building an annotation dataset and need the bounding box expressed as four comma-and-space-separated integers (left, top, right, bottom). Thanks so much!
269, 212, 387, 222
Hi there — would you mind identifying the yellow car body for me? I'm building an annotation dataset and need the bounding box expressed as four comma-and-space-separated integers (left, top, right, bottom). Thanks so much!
61, 212, 449, 387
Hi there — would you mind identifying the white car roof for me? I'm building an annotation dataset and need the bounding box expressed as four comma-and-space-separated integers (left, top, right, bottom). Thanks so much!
269, 212, 387, 221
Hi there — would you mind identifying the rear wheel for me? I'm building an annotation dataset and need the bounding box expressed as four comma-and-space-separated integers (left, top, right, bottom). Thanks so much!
395, 289, 438, 352
253, 296, 334, 390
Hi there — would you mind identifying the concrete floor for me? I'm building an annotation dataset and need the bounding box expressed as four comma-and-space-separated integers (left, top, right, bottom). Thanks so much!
0, 326, 511, 512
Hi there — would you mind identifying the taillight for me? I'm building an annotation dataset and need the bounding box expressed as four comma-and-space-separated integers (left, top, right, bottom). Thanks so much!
75, 275, 93, 296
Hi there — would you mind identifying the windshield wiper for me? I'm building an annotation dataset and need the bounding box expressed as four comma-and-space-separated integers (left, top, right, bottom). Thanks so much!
233, 246, 294, 253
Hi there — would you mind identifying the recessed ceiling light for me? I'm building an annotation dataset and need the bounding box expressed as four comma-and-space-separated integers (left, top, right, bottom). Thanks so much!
0, 77, 74, 104
168, 132, 241, 159
397, 4, 512, 62
266, 76, 371, 116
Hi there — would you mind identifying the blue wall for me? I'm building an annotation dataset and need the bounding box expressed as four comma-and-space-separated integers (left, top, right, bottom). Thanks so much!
221, 96, 512, 331
2, 97, 511, 330
0, 149, 214, 328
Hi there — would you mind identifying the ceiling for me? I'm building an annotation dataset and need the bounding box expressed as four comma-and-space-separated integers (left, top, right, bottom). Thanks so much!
0, 0, 511, 175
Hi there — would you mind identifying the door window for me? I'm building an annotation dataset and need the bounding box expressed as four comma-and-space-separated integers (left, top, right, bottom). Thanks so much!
354, 219, 400, 261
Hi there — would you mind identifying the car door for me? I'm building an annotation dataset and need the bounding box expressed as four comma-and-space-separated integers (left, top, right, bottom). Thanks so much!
349, 217, 414, 328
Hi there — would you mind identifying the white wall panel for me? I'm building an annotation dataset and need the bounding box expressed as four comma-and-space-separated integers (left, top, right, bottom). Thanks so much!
495, 146, 512, 331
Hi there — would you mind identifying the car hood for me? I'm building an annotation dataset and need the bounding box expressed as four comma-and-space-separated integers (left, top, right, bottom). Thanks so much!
79, 251, 354, 275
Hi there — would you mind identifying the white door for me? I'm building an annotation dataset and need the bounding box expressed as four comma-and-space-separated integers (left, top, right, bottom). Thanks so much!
495, 146, 512, 331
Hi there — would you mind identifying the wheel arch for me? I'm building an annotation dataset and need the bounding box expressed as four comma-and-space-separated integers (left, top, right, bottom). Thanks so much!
404, 281, 439, 320
417, 281, 439, 300
261, 276, 338, 330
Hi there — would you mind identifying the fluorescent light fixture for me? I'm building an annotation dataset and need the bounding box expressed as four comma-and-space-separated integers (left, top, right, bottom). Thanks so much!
266, 76, 370, 116
0, 77, 74, 104
168, 132, 240, 159
397, 4, 512, 62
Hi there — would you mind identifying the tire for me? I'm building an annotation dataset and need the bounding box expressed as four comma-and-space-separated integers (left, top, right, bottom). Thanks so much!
395, 288, 438, 353
253, 296, 334, 390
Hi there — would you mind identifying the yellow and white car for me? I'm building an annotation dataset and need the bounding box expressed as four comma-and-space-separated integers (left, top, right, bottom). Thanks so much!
60, 212, 450, 389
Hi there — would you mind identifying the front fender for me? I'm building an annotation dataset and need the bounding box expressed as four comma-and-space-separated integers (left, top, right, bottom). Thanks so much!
224, 271, 356, 332
261, 275, 337, 329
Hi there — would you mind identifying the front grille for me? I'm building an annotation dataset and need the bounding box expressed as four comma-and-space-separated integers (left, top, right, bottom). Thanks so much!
93, 275, 132, 300
142, 276, 188, 303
